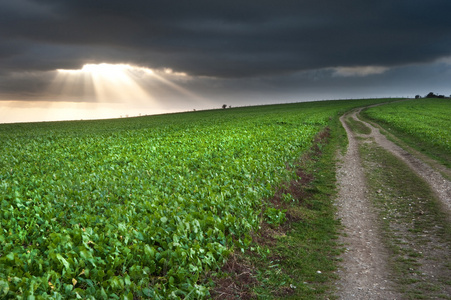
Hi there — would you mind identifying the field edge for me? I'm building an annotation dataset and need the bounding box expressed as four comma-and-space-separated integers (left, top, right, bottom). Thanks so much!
208, 115, 346, 299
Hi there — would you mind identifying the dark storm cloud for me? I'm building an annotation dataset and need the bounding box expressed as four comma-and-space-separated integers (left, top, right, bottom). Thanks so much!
2, 0, 451, 78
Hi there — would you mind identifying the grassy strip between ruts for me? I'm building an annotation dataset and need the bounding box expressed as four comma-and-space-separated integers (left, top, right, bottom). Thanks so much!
344, 114, 371, 135
209, 115, 346, 299
359, 141, 451, 299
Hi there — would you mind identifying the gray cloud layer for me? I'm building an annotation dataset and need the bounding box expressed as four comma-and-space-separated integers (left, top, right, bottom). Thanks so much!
2, 0, 451, 77
1, 0, 451, 106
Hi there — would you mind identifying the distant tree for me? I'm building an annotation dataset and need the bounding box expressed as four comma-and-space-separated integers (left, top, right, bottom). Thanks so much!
222, 104, 227, 109
426, 92, 437, 98
415, 95, 421, 99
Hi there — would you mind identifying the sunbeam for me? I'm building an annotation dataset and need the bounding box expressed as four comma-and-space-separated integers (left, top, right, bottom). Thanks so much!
1, 63, 213, 123
54, 63, 209, 105
55, 63, 156, 104
147, 68, 208, 104
48, 68, 96, 102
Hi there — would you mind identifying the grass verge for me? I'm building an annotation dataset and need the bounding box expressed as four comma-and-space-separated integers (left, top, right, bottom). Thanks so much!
209, 117, 345, 299
359, 110, 451, 181
360, 141, 451, 299
361, 109, 451, 169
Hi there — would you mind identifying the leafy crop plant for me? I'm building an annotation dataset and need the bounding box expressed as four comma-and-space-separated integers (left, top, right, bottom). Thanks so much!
0, 98, 395, 298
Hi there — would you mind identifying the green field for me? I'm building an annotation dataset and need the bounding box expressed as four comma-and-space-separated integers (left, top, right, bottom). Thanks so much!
362, 98, 451, 166
0, 99, 397, 299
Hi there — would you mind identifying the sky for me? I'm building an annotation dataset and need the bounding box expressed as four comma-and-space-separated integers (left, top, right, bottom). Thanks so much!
1, 0, 451, 123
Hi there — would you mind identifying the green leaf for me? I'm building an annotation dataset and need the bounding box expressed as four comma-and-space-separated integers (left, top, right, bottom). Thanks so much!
6, 252, 14, 261
0, 279, 9, 296
56, 254, 70, 270
142, 287, 152, 297
124, 275, 131, 286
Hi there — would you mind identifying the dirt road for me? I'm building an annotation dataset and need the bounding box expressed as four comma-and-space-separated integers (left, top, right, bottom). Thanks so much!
334, 107, 451, 299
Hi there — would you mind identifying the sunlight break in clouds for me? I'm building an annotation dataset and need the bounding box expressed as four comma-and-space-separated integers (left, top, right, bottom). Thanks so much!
1, 63, 210, 123
332, 66, 389, 77
55, 63, 156, 103
54, 63, 206, 105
